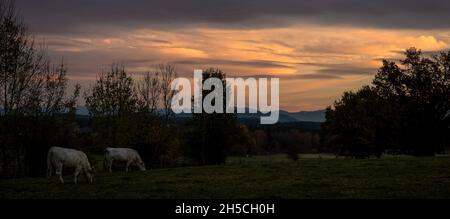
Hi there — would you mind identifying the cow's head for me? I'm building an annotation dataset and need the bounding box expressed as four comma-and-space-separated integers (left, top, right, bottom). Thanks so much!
90, 165, 96, 174
137, 161, 146, 171
85, 166, 95, 183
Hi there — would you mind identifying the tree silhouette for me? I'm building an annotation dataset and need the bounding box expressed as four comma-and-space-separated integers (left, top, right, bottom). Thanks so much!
0, 0, 80, 176
136, 70, 161, 115
373, 48, 450, 155
323, 86, 382, 158
84, 64, 137, 148
324, 48, 450, 157
158, 63, 177, 123
186, 68, 239, 165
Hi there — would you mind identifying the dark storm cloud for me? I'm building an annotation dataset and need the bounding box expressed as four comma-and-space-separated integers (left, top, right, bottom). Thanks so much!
45, 38, 92, 47
46, 49, 161, 78
317, 67, 375, 76
239, 74, 342, 80
301, 63, 376, 75
16, 0, 450, 35
292, 74, 342, 79
172, 58, 291, 69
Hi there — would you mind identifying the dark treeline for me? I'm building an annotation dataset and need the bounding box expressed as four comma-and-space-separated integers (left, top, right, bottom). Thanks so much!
323, 48, 450, 158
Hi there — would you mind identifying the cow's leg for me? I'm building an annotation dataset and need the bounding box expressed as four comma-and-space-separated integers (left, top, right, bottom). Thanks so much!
125, 160, 132, 172
47, 167, 52, 178
74, 166, 81, 184
56, 163, 64, 184
106, 158, 113, 173
47, 162, 53, 178
109, 159, 113, 173
47, 165, 53, 178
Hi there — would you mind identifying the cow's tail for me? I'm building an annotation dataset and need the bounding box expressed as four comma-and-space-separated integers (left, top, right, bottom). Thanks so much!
47, 148, 53, 178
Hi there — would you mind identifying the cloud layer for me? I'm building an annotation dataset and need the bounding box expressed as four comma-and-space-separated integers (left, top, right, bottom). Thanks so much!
14, 0, 450, 111
17, 0, 450, 34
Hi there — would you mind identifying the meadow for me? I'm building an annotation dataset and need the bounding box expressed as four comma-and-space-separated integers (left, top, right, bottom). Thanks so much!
1, 154, 450, 199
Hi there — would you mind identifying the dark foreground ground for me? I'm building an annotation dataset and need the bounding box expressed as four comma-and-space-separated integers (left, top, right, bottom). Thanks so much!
1, 154, 450, 199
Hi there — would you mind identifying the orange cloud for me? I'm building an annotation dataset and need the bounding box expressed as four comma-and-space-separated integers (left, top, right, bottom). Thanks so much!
44, 25, 450, 111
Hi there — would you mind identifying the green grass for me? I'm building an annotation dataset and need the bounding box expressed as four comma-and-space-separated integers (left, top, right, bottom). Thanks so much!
1, 154, 450, 199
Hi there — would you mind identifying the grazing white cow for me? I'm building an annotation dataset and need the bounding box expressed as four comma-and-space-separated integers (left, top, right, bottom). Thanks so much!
47, 146, 94, 184
104, 147, 146, 172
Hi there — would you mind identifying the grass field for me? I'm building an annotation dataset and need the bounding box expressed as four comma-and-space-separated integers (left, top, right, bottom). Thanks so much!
1, 154, 450, 199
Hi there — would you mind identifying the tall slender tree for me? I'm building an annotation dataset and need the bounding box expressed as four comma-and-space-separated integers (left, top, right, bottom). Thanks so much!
0, 0, 80, 176
187, 68, 239, 165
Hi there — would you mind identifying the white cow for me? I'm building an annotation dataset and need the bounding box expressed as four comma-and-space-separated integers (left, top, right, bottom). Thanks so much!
47, 146, 94, 184
104, 147, 146, 172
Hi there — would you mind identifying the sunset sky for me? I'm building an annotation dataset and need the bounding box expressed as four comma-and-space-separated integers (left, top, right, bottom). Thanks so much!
17, 0, 450, 111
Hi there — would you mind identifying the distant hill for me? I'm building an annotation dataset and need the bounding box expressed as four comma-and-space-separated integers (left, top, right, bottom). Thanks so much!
236, 109, 325, 123
75, 106, 326, 124
76, 106, 90, 116
288, 110, 326, 122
